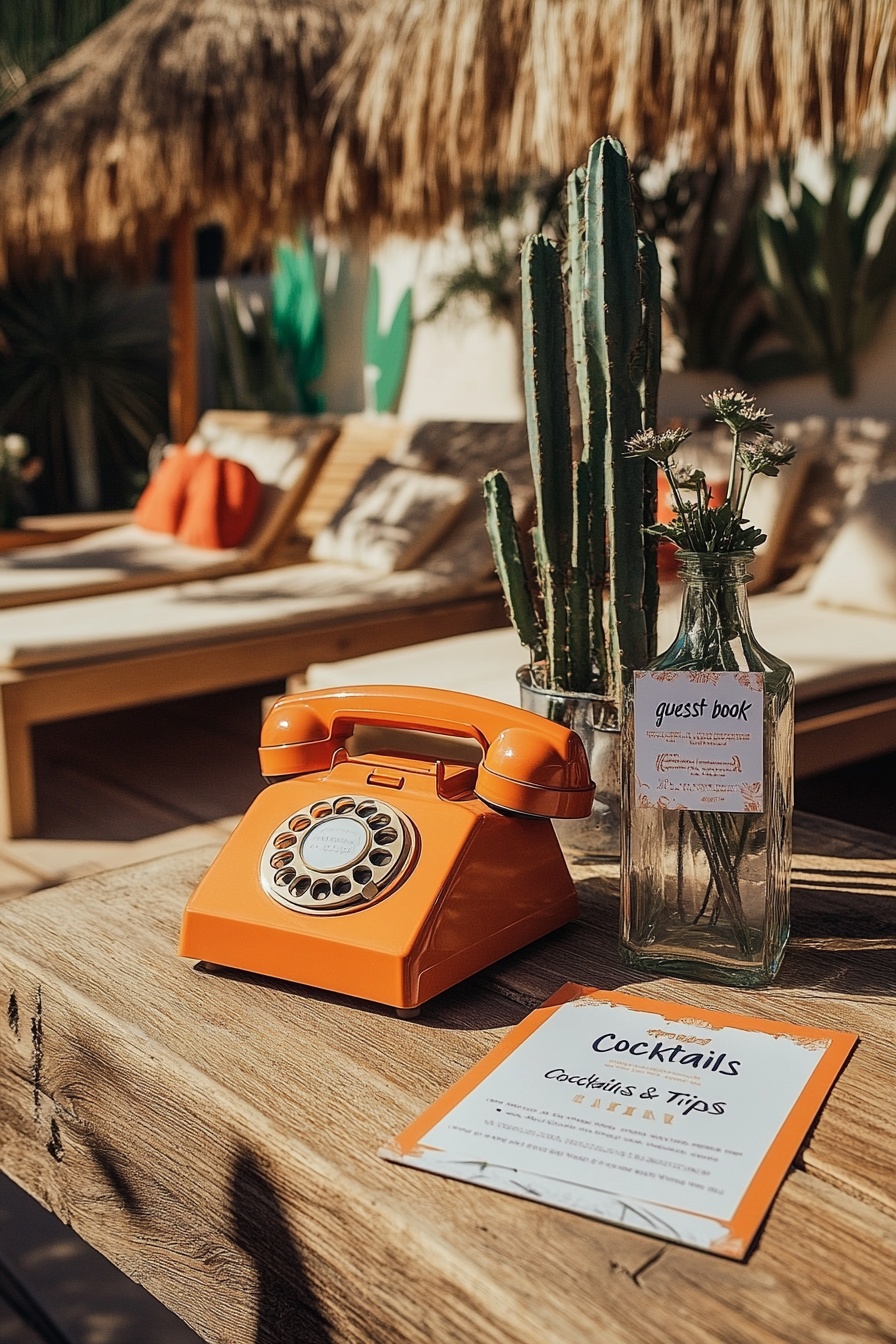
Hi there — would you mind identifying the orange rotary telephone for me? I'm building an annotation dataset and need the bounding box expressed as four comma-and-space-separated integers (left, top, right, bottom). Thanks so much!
179, 686, 593, 1011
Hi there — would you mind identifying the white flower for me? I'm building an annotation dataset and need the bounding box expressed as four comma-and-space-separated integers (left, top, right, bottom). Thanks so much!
703, 389, 772, 435
2, 434, 27, 460
624, 427, 691, 463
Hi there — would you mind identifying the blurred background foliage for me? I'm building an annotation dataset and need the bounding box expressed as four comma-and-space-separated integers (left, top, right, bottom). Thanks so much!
427, 148, 896, 403
3, 4, 896, 509
753, 146, 896, 397
635, 160, 777, 380
363, 264, 413, 413
272, 234, 326, 413
0, 0, 129, 103
209, 280, 301, 417
0, 269, 167, 511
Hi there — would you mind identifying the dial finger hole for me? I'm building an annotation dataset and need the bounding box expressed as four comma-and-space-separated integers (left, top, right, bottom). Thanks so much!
353, 865, 372, 885
332, 876, 352, 896
273, 832, 294, 849
311, 880, 331, 901
311, 803, 332, 819
333, 797, 356, 814
369, 849, 392, 867
370, 813, 391, 829
374, 827, 398, 845
289, 875, 311, 896
270, 852, 294, 869
355, 801, 377, 818
273, 869, 296, 887
288, 815, 311, 832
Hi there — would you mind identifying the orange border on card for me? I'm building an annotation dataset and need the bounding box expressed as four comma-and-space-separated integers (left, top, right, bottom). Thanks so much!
385, 983, 857, 1258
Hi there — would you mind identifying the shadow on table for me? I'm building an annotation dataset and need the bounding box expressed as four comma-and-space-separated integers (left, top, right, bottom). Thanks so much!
771, 862, 896, 994
231, 1147, 334, 1344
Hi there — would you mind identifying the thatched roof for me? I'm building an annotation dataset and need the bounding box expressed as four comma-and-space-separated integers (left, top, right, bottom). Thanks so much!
0, 0, 359, 279
325, 0, 896, 234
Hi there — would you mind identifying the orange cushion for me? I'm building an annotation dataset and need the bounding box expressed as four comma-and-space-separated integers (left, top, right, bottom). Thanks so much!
133, 447, 195, 534
134, 448, 261, 549
176, 452, 262, 550
656, 474, 728, 578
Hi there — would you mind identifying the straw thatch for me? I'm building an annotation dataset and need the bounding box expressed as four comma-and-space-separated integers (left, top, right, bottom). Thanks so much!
326, 0, 896, 235
0, 0, 360, 280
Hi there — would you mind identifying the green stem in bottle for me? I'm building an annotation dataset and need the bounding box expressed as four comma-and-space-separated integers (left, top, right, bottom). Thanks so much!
725, 427, 740, 508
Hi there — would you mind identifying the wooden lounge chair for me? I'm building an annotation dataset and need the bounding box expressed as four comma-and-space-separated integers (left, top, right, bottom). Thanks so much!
0, 410, 340, 608
0, 421, 531, 838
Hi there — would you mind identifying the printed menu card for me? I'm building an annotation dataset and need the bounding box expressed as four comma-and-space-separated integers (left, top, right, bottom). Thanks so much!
382, 985, 856, 1257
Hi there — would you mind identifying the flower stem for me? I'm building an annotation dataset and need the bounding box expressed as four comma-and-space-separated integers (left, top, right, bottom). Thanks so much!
662, 465, 699, 550
725, 428, 740, 511
689, 811, 755, 958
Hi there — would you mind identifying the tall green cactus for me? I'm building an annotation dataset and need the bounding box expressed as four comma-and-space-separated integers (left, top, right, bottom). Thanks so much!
484, 137, 661, 697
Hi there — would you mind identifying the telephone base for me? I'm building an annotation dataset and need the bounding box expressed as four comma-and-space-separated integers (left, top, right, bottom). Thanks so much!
179, 772, 580, 1010
181, 888, 577, 1011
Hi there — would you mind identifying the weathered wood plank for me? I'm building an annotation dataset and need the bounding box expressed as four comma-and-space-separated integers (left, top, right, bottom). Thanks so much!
0, 819, 893, 1343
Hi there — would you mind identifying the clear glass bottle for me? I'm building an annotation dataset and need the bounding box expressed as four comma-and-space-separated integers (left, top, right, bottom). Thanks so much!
620, 552, 794, 987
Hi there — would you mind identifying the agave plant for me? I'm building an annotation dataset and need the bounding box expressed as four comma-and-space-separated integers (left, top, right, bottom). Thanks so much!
637, 159, 778, 381
272, 233, 326, 414
0, 269, 167, 511
363, 264, 413, 414
753, 144, 896, 397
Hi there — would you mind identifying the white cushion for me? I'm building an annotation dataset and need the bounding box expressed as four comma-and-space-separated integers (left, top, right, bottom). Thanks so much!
0, 523, 240, 597
0, 417, 329, 602
307, 627, 527, 704
310, 460, 470, 573
189, 411, 317, 488
805, 476, 896, 617
0, 560, 485, 670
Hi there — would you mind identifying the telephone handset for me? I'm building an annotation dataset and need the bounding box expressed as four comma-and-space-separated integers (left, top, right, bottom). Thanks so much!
179, 686, 593, 1011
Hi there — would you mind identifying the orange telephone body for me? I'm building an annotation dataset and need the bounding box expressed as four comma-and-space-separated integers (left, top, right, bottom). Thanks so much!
179, 686, 593, 1010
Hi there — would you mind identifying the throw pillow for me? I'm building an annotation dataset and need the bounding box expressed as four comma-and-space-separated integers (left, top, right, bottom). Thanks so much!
134, 448, 261, 549
309, 459, 471, 573
177, 452, 262, 550
133, 446, 194, 534
805, 475, 896, 617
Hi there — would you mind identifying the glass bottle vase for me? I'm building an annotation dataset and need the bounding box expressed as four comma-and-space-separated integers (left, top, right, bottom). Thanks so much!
620, 552, 794, 987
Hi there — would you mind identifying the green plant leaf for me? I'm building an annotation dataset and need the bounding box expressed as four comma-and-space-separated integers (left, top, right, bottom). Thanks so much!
364, 266, 414, 414
753, 210, 828, 368
819, 183, 856, 382
272, 234, 325, 412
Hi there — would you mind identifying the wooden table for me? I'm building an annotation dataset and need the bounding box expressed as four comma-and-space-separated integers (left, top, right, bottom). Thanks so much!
0, 813, 894, 1344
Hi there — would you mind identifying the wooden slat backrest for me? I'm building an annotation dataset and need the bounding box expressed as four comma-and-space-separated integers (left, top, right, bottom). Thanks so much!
293, 416, 413, 542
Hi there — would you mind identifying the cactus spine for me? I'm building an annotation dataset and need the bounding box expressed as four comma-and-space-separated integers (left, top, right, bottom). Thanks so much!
484, 137, 661, 697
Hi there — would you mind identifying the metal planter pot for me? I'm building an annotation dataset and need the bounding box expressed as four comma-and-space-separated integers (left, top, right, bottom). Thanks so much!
517, 663, 621, 857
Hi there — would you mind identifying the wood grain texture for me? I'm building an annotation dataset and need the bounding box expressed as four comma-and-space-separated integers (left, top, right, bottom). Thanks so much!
0, 814, 893, 1343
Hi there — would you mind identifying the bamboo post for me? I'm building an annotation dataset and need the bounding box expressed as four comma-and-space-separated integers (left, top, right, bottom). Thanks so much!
169, 209, 198, 442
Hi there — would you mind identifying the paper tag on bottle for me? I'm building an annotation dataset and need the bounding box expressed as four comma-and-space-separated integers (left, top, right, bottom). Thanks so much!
633, 670, 764, 812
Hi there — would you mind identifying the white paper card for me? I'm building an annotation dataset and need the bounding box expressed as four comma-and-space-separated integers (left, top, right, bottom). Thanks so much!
633, 670, 764, 812
382, 987, 856, 1258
